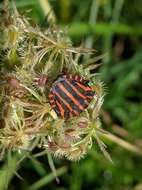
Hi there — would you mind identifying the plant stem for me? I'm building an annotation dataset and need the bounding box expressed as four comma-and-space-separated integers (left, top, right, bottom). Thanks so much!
97, 128, 142, 156
27, 166, 67, 190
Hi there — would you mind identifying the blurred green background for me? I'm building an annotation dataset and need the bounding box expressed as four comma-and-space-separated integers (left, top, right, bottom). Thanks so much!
1, 0, 142, 190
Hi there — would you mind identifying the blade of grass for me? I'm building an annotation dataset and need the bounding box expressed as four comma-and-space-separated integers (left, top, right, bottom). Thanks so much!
112, 0, 124, 24
27, 166, 67, 190
84, 0, 100, 59
33, 150, 47, 158
38, 0, 56, 23
97, 128, 142, 156
29, 156, 47, 177
67, 22, 142, 37
47, 152, 59, 183
102, 0, 124, 65
0, 152, 20, 190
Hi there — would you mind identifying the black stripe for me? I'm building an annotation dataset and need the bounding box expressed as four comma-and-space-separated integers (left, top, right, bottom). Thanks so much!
53, 85, 82, 114
72, 81, 86, 94
85, 90, 95, 97
61, 80, 87, 107
72, 81, 95, 103
73, 81, 95, 97
54, 95, 70, 118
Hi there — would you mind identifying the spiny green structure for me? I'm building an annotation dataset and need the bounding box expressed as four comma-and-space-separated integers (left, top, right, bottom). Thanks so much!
0, 2, 109, 161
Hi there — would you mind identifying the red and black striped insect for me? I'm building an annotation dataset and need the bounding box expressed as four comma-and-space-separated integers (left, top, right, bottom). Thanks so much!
49, 74, 95, 119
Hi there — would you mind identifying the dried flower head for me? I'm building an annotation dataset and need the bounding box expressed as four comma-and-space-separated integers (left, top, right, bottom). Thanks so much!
0, 1, 109, 162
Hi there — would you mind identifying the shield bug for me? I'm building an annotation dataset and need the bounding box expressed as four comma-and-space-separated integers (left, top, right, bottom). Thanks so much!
49, 74, 95, 119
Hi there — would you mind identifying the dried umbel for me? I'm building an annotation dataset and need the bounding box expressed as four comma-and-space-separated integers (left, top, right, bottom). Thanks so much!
0, 2, 109, 162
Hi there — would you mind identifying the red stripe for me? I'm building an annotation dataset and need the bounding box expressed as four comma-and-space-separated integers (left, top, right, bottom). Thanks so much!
86, 96, 93, 99
54, 91, 79, 116
76, 82, 92, 91
55, 100, 65, 117
65, 79, 87, 100
57, 83, 84, 111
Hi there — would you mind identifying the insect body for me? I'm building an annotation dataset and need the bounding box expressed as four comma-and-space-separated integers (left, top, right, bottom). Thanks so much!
49, 74, 95, 119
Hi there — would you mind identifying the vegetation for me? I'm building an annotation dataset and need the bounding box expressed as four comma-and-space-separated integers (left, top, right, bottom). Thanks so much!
0, 0, 142, 190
